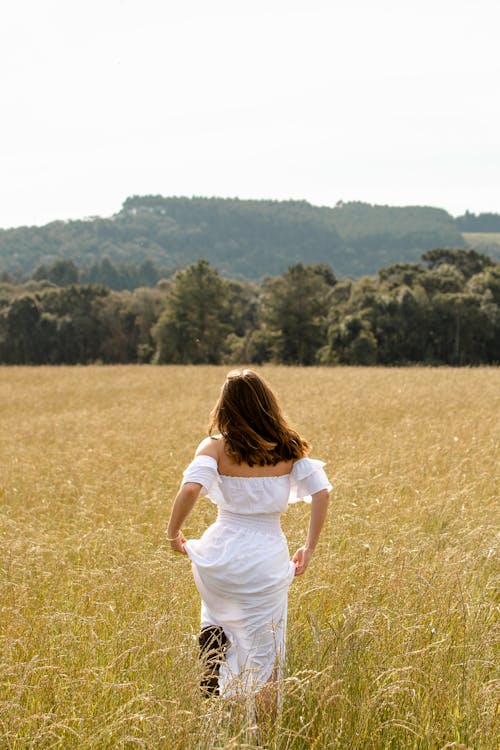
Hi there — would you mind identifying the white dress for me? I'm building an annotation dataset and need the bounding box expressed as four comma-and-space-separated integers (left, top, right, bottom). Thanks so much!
183, 455, 332, 697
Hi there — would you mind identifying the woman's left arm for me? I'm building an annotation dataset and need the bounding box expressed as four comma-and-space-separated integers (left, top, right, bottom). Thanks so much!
292, 488, 330, 575
166, 482, 202, 554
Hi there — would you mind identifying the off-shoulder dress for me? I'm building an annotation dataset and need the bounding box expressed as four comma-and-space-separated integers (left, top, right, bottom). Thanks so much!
182, 454, 332, 697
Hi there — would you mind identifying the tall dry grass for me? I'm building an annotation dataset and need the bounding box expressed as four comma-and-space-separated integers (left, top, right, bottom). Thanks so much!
0, 366, 498, 749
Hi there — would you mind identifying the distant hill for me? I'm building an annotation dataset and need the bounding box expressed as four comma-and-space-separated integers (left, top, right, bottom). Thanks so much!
0, 196, 467, 281
455, 211, 500, 232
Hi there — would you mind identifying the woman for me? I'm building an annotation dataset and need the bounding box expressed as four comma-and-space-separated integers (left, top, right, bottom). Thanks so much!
166, 369, 331, 709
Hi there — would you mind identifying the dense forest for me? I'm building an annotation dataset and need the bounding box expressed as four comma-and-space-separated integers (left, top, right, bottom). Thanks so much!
1, 249, 498, 366
0, 197, 480, 282
455, 210, 500, 232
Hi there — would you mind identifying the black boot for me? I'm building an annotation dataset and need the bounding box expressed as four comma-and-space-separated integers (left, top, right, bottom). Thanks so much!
198, 625, 228, 697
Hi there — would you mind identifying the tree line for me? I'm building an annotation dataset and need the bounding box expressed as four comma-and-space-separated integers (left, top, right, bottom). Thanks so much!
0, 197, 469, 282
455, 211, 500, 232
30, 257, 165, 291
1, 249, 498, 366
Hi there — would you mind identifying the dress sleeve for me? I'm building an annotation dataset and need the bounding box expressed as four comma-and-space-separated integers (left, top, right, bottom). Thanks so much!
182, 454, 221, 505
289, 457, 332, 504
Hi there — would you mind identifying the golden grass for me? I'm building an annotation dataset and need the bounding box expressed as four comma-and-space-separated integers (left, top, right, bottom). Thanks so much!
0, 366, 498, 749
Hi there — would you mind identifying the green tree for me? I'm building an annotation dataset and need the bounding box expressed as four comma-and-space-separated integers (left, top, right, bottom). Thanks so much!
97, 294, 140, 363
246, 327, 277, 365
422, 248, 494, 279
373, 286, 430, 364
428, 291, 495, 364
153, 260, 230, 364
98, 257, 122, 289
39, 285, 109, 363
129, 288, 165, 363
33, 259, 79, 285
261, 263, 333, 365
5, 295, 41, 363
322, 314, 378, 365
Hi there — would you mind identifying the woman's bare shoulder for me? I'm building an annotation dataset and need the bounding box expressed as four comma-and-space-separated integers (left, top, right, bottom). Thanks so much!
195, 435, 225, 460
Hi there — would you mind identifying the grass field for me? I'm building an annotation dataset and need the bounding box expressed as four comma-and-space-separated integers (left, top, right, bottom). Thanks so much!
0, 366, 498, 749
462, 232, 500, 256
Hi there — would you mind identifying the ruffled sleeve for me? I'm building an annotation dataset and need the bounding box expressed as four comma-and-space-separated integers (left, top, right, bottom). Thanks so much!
182, 455, 223, 506
289, 457, 332, 504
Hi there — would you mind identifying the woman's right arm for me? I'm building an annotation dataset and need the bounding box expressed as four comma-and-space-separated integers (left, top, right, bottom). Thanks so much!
292, 488, 330, 575
166, 437, 221, 553
166, 482, 202, 554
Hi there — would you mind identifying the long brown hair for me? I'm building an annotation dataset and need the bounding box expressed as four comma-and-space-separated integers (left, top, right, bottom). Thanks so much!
208, 369, 310, 466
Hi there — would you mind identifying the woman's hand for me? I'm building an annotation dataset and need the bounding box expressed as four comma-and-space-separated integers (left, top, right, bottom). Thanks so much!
292, 546, 314, 576
169, 531, 187, 554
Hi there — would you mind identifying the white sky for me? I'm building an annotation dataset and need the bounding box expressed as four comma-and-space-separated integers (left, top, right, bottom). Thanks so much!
1, 0, 499, 229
